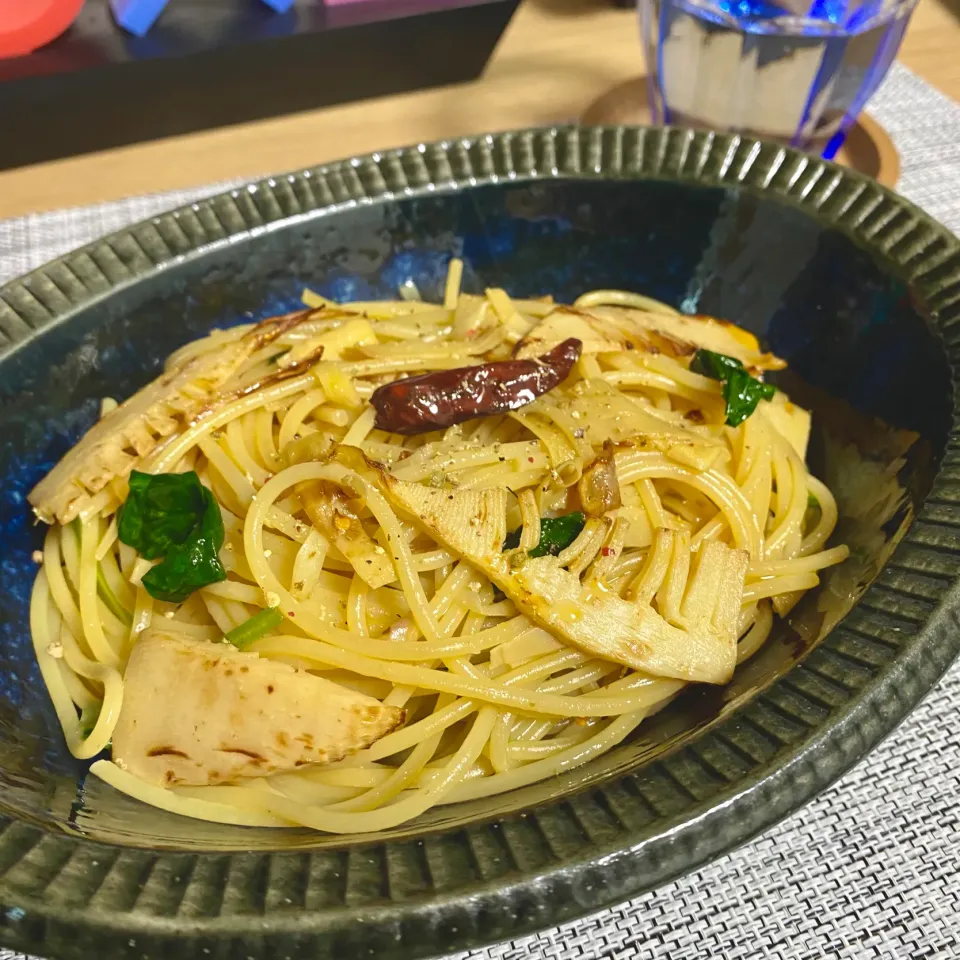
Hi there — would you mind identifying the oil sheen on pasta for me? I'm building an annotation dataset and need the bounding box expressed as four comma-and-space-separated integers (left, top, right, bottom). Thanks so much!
26, 261, 848, 833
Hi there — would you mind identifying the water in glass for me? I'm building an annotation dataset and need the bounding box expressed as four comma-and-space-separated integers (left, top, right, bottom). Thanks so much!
639, 0, 918, 156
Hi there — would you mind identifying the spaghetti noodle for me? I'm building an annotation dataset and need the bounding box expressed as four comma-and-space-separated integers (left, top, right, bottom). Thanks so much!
26, 264, 847, 833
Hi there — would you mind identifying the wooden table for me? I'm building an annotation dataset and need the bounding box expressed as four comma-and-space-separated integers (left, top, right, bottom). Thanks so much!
0, 0, 956, 220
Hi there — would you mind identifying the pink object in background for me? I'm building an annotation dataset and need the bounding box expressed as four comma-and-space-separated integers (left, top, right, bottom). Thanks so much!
321, 0, 482, 29
323, 0, 464, 6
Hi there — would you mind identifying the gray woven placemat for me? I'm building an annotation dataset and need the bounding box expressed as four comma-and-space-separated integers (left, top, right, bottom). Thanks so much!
1, 61, 958, 960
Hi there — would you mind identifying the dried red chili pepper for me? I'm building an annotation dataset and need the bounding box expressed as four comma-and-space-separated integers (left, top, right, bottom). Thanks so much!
370, 338, 582, 436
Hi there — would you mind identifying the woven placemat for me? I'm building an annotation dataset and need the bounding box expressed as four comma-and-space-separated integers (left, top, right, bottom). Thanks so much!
1, 62, 958, 960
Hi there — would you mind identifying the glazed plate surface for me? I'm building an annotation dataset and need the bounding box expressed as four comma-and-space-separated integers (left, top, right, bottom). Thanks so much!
1, 126, 959, 960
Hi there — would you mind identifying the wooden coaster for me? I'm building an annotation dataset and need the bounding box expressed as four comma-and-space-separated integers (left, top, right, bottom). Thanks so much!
582, 77, 900, 189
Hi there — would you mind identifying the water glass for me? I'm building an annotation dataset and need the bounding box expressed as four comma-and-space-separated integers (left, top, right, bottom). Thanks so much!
638, 0, 919, 158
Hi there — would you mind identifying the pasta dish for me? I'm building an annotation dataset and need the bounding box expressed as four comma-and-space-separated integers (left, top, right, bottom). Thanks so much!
26, 261, 848, 832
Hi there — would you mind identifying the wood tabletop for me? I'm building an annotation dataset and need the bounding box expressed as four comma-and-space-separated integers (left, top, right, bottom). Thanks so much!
0, 0, 957, 220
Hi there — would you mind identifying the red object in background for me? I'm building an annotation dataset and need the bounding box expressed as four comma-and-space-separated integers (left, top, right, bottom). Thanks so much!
0, 0, 85, 59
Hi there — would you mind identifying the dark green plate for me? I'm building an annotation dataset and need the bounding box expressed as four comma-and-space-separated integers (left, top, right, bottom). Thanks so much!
1, 126, 959, 960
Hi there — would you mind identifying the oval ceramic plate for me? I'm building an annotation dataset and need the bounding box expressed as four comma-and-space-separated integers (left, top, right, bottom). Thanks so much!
1, 126, 959, 960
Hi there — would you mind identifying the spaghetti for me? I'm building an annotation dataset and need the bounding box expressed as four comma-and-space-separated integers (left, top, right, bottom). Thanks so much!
26, 264, 848, 833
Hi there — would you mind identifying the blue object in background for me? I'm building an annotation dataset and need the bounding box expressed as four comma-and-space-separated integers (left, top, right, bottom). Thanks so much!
638, 0, 919, 158
109, 0, 170, 37
110, 0, 297, 37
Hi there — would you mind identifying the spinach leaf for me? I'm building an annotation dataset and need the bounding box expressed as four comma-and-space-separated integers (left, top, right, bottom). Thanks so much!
119, 471, 226, 604
118, 470, 207, 559
689, 349, 743, 381
722, 366, 776, 427
691, 348, 775, 427
142, 488, 226, 603
225, 607, 285, 650
504, 511, 586, 558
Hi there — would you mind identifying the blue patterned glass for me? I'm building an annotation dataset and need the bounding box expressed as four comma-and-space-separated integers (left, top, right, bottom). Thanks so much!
639, 0, 919, 158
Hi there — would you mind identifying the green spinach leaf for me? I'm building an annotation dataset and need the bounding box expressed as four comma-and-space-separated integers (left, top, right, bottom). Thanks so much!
119, 471, 226, 604
691, 348, 775, 427
503, 511, 586, 558
118, 470, 207, 559
690, 348, 743, 381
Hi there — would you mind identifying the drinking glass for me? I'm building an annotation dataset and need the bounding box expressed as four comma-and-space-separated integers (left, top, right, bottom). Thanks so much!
638, 0, 919, 158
